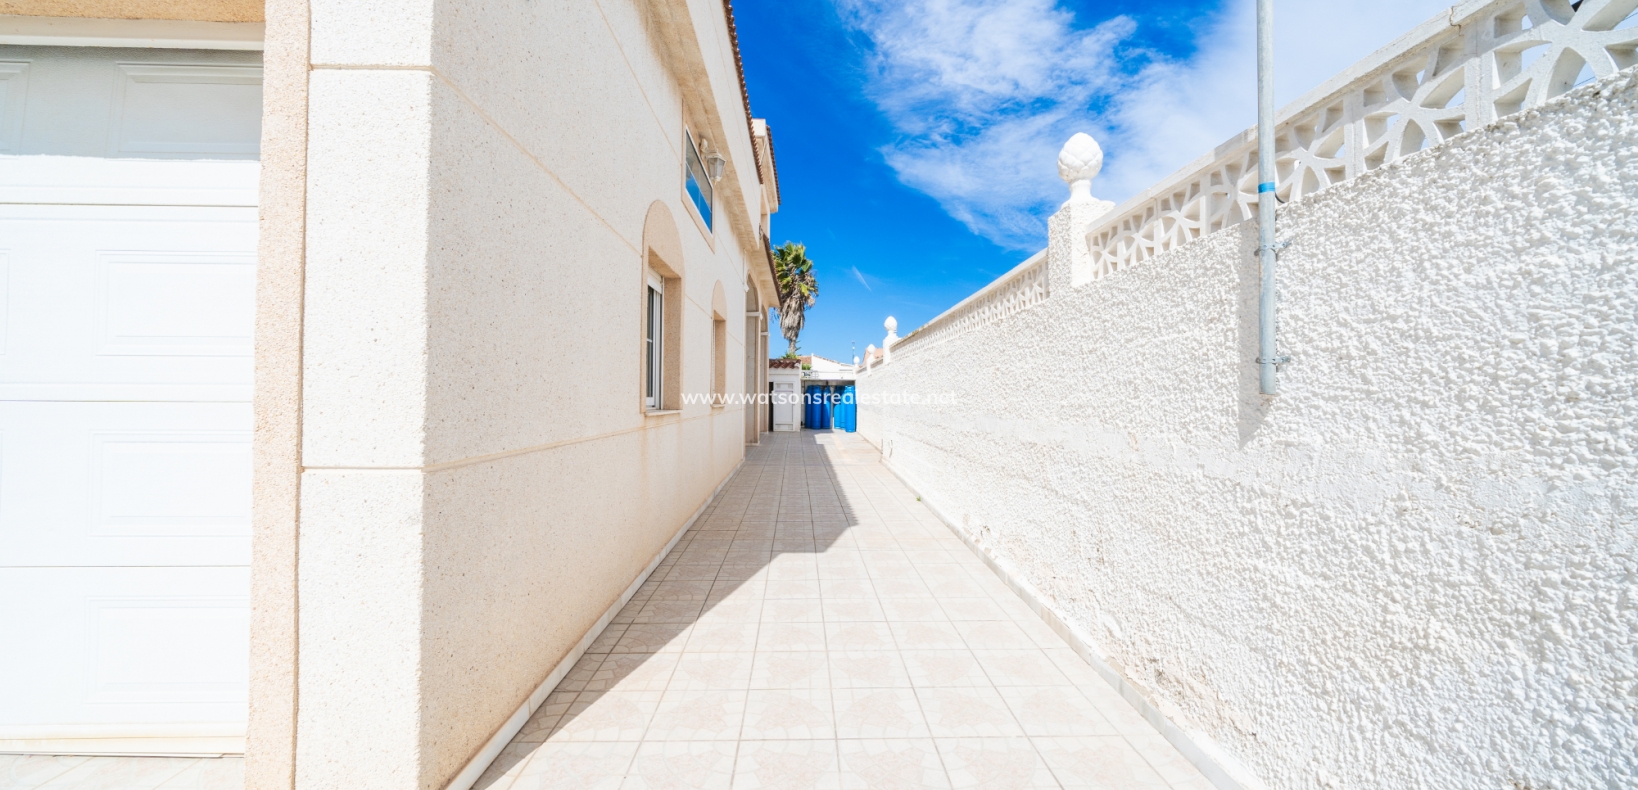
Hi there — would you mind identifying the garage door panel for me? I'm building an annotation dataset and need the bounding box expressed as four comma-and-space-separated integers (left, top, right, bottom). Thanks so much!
0, 402, 251, 567
0, 205, 255, 391
0, 567, 249, 728
0, 44, 259, 751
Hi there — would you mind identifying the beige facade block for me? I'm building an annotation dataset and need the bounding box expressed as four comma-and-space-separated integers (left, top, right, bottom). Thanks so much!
0, 0, 262, 21
248, 0, 307, 787
295, 470, 427, 790
308, 0, 430, 67
302, 68, 432, 468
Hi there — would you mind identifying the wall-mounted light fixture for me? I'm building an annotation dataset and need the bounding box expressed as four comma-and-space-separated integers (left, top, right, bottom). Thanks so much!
706, 150, 727, 183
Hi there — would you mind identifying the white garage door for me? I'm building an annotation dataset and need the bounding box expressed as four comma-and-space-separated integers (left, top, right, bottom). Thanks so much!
0, 45, 260, 755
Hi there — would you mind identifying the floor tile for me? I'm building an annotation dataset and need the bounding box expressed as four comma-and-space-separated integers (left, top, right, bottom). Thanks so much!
836, 739, 950, 789
685, 621, 760, 652
833, 687, 930, 739
505, 741, 636, 790
1123, 731, 1214, 787
623, 741, 736, 789
828, 650, 913, 689
742, 688, 835, 739
733, 740, 842, 790
762, 598, 825, 623
822, 598, 888, 622
669, 651, 754, 690
902, 650, 989, 688
917, 686, 1026, 738
879, 598, 947, 622
951, 620, 1035, 650
151, 759, 242, 790
766, 579, 824, 599
474, 742, 540, 790
589, 625, 629, 654
871, 576, 936, 596
0, 755, 88, 789
819, 579, 876, 599
998, 687, 1118, 737
34, 756, 196, 790
938, 598, 1011, 622
647, 688, 747, 741
1032, 736, 1170, 789
560, 653, 608, 692
591, 652, 680, 693
757, 622, 828, 652
650, 580, 714, 601
890, 621, 968, 651
826, 621, 896, 651
935, 738, 1058, 790
616, 623, 692, 654
752, 650, 831, 690
516, 693, 574, 742
554, 691, 664, 741
972, 650, 1072, 687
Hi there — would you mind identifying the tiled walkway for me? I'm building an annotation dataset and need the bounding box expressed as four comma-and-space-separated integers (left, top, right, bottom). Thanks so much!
477, 431, 1211, 790
0, 755, 241, 789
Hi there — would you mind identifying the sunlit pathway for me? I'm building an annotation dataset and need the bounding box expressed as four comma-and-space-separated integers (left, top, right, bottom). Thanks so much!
0, 755, 242, 789
477, 430, 1211, 789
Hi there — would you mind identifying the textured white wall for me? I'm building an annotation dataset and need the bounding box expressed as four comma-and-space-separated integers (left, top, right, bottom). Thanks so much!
858, 71, 1638, 790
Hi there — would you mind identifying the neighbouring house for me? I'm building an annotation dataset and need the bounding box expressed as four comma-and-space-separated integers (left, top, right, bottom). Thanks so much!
798, 353, 855, 380
0, 4, 781, 790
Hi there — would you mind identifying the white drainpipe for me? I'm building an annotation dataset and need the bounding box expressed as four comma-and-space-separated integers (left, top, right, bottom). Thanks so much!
1256, 0, 1288, 395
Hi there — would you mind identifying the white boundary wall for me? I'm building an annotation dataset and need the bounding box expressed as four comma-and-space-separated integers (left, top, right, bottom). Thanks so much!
1079, 0, 1638, 283
858, 69, 1638, 790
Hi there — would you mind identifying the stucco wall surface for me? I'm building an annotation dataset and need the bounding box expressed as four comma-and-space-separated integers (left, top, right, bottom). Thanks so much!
0, 0, 263, 21
295, 1, 764, 788
857, 71, 1638, 790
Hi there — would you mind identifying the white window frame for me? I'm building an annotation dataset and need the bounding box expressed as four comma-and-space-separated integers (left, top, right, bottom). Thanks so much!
645, 274, 664, 410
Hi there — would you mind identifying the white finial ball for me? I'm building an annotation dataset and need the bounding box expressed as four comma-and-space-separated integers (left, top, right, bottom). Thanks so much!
885, 316, 898, 333
1057, 133, 1103, 185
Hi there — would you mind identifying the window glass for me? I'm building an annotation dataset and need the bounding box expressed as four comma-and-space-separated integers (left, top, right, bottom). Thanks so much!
646, 284, 662, 409
684, 130, 713, 231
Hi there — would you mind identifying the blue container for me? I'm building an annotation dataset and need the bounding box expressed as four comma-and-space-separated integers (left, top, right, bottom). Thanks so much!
802, 384, 855, 432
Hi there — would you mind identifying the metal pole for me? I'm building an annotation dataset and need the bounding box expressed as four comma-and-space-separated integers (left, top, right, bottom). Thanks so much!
1256, 0, 1280, 395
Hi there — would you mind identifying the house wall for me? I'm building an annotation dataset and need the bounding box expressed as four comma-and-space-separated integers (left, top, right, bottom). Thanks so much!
857, 72, 1638, 790
248, 0, 305, 787
277, 1, 772, 788
0, 0, 263, 22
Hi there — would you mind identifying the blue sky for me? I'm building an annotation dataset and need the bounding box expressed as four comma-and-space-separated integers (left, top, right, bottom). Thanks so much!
736, 0, 1454, 363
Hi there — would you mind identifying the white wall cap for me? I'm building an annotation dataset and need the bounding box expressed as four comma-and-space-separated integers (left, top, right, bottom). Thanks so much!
0, 15, 265, 50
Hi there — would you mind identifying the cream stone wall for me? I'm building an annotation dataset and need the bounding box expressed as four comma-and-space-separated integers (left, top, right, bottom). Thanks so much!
0, 0, 263, 21
287, 1, 775, 789
247, 0, 304, 787
857, 72, 1638, 790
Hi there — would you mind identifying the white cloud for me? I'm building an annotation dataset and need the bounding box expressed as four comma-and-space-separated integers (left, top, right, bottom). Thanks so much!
839, 0, 1457, 250
851, 265, 873, 290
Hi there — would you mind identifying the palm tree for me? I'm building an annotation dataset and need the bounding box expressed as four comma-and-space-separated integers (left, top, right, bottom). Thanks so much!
773, 241, 818, 357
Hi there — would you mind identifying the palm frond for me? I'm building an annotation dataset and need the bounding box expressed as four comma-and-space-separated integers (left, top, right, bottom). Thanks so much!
772, 241, 819, 356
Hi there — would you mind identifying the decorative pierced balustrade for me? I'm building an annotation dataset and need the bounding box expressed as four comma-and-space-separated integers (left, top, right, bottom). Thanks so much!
1084, 0, 1638, 279
877, 252, 1049, 364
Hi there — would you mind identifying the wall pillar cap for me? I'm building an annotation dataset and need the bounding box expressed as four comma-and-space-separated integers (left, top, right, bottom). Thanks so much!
1058, 132, 1104, 204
